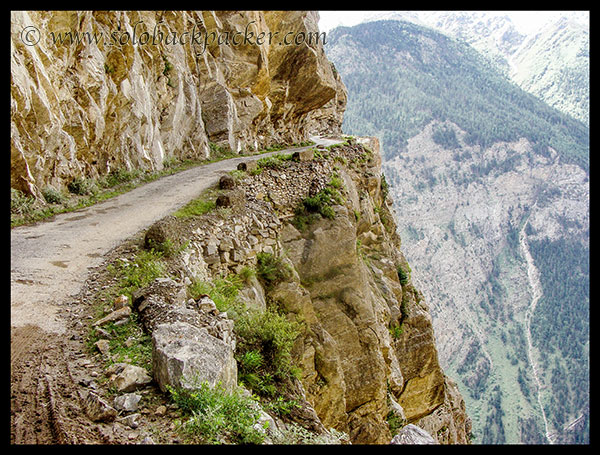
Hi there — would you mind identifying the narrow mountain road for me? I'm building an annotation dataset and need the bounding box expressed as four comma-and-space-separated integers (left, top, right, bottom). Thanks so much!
11, 136, 340, 338
10, 136, 342, 443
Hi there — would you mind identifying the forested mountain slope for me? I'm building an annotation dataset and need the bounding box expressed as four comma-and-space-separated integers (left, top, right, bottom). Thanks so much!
362, 11, 590, 126
325, 20, 589, 444
326, 20, 588, 170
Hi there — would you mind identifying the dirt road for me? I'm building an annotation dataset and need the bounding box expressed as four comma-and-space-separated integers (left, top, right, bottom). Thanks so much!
10, 136, 341, 443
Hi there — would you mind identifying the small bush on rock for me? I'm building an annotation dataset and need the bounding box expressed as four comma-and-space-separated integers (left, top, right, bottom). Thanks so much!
235, 308, 302, 392
256, 252, 292, 288
168, 382, 264, 444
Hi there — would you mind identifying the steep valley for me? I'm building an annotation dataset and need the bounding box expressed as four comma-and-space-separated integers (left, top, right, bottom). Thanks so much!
326, 19, 589, 444
383, 122, 588, 443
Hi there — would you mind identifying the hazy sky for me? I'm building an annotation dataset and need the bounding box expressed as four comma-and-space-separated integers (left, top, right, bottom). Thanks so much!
318, 10, 589, 34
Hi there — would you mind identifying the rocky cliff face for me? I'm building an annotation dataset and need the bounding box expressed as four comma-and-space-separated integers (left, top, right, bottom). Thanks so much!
11, 10, 346, 197
130, 138, 470, 443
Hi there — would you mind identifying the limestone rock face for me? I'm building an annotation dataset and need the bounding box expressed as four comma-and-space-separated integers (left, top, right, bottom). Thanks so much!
10, 10, 346, 196
271, 138, 469, 443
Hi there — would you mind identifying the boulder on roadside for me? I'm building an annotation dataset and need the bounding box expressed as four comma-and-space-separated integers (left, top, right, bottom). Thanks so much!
237, 160, 258, 172
292, 149, 314, 162
81, 390, 117, 422
152, 321, 237, 393
219, 174, 236, 189
215, 188, 246, 209
108, 363, 152, 393
132, 278, 189, 333
113, 393, 142, 412
144, 216, 178, 251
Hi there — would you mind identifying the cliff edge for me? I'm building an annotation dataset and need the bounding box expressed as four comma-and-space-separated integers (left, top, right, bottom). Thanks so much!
72, 137, 471, 444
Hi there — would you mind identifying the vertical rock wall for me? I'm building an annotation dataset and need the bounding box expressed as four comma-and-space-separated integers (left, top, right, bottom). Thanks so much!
10, 10, 346, 196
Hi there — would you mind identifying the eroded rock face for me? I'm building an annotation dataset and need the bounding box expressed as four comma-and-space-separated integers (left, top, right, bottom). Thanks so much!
10, 10, 346, 196
270, 139, 466, 443
162, 137, 470, 443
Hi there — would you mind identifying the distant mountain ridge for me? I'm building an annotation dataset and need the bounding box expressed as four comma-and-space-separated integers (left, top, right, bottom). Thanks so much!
326, 19, 588, 170
509, 16, 589, 125
359, 11, 589, 125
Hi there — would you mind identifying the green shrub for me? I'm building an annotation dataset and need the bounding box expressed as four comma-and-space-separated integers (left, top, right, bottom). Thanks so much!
101, 315, 152, 369
168, 382, 264, 444
208, 142, 235, 160
189, 274, 244, 313
381, 173, 390, 199
103, 168, 140, 188
228, 169, 247, 182
292, 184, 344, 231
329, 173, 343, 189
387, 408, 406, 435
238, 349, 264, 372
173, 196, 216, 218
237, 348, 277, 398
290, 210, 320, 232
389, 323, 404, 339
42, 187, 65, 204
256, 252, 292, 288
67, 177, 96, 195
162, 55, 173, 75
235, 308, 302, 388
302, 187, 338, 219
238, 266, 256, 285
263, 395, 300, 417
110, 249, 165, 298
397, 264, 410, 285
11, 188, 35, 215
255, 153, 294, 171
